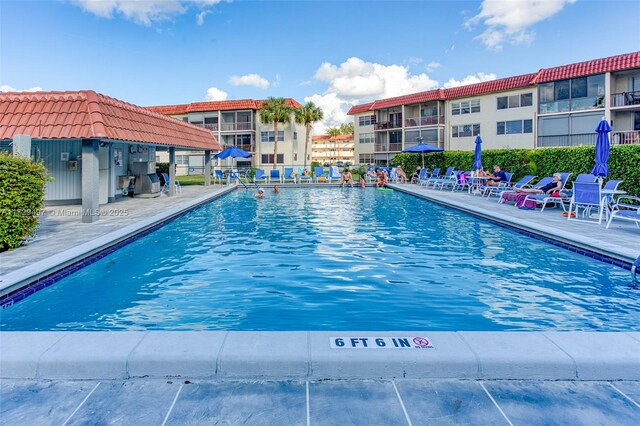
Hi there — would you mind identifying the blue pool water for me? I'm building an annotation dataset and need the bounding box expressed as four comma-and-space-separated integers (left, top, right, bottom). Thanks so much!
1, 188, 638, 331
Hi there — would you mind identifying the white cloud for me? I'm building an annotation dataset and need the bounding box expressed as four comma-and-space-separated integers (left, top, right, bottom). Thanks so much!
205, 87, 228, 101
299, 80, 313, 87
0, 85, 43, 92
196, 10, 210, 25
466, 0, 576, 50
228, 73, 270, 89
443, 72, 497, 88
71, 0, 224, 26
426, 61, 441, 72
304, 93, 351, 136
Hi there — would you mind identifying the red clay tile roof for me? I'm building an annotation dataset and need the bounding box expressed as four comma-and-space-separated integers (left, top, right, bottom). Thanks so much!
347, 51, 640, 114
147, 98, 304, 115
312, 134, 354, 141
0, 91, 220, 150
531, 51, 640, 83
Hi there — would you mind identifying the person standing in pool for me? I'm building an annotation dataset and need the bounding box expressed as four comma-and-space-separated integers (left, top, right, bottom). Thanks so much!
255, 188, 264, 198
273, 185, 280, 193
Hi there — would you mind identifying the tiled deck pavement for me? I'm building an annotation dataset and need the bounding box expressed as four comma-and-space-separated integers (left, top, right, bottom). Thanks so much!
0, 185, 229, 275
1, 379, 639, 425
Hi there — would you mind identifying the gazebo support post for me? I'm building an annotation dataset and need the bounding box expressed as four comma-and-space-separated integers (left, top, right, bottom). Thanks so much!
81, 139, 100, 223
204, 150, 211, 186
169, 147, 176, 197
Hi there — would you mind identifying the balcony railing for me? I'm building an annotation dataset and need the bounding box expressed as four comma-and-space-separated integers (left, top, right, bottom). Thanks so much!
220, 122, 254, 131
203, 123, 218, 131
374, 142, 402, 152
537, 133, 596, 147
404, 115, 444, 127
612, 130, 640, 145
374, 120, 403, 130
611, 91, 640, 107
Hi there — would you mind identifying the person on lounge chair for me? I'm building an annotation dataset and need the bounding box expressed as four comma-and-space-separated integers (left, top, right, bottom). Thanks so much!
485, 165, 507, 186
396, 165, 408, 183
411, 166, 422, 184
341, 168, 354, 187
301, 168, 310, 178
515, 173, 562, 195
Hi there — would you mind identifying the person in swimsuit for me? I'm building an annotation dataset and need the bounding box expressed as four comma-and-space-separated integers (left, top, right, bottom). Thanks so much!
516, 173, 563, 194
341, 169, 354, 187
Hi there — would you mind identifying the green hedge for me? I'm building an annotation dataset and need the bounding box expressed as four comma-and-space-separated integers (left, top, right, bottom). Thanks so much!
0, 153, 48, 251
391, 145, 640, 196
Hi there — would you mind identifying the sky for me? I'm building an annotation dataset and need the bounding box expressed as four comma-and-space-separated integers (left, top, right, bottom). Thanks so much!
1, 0, 639, 133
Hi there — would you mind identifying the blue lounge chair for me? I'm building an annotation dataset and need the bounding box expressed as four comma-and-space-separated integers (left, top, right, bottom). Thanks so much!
418, 168, 438, 186
425, 166, 454, 189
567, 182, 605, 224
269, 169, 282, 184
480, 172, 513, 197
606, 195, 640, 229
488, 175, 536, 199
161, 173, 181, 193
432, 168, 459, 191
314, 166, 328, 183
298, 167, 312, 183
283, 167, 296, 184
329, 166, 341, 183
254, 169, 267, 184
213, 169, 224, 185
523, 172, 573, 211
414, 168, 428, 184
499, 176, 553, 204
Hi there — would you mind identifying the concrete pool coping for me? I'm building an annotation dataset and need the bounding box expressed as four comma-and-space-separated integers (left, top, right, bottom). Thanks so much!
1, 184, 639, 382
1, 331, 639, 381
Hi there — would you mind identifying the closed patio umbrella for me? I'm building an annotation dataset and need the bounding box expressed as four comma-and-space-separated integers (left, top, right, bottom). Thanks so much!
591, 118, 611, 178
402, 138, 444, 168
472, 136, 483, 171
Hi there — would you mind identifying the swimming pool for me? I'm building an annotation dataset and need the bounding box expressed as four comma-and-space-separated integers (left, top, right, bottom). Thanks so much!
1, 187, 638, 331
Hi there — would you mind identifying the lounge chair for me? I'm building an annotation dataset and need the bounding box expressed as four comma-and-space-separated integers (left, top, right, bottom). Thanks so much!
488, 175, 536, 199
314, 166, 328, 183
253, 169, 268, 184
414, 168, 428, 184
161, 173, 181, 193
522, 172, 573, 211
213, 170, 224, 185
431, 168, 458, 190
269, 169, 282, 184
329, 166, 341, 182
567, 182, 606, 224
499, 176, 552, 204
479, 172, 513, 197
606, 195, 640, 229
423, 167, 452, 188
298, 167, 312, 183
451, 171, 472, 192
283, 167, 296, 184
419, 168, 439, 186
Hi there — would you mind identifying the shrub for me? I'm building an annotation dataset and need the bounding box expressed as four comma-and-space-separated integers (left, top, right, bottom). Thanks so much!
0, 153, 48, 251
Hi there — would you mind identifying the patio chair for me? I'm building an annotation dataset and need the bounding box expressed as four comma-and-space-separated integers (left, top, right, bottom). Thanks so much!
488, 175, 536, 199
567, 182, 605, 224
269, 169, 282, 184
522, 172, 573, 211
499, 176, 552, 204
213, 169, 224, 185
161, 173, 181, 193
606, 195, 640, 229
314, 166, 328, 183
298, 167, 312, 183
451, 171, 472, 192
329, 166, 341, 183
253, 169, 268, 184
480, 172, 513, 197
283, 167, 296, 184
419, 168, 439, 186
431, 168, 458, 191
423, 166, 452, 188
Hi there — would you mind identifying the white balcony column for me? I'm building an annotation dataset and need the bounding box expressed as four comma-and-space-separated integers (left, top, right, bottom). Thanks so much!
168, 147, 176, 197
204, 150, 211, 186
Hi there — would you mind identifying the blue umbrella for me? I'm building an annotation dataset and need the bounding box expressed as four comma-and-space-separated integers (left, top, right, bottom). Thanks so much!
402, 139, 444, 168
472, 136, 483, 171
591, 118, 611, 178
213, 146, 252, 159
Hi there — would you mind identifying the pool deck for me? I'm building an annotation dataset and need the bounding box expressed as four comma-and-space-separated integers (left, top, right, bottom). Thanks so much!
1, 183, 639, 424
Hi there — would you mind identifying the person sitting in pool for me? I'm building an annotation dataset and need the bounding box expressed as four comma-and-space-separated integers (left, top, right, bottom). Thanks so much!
359, 173, 366, 189
515, 173, 563, 195
411, 166, 422, 184
395, 165, 408, 183
485, 165, 507, 186
341, 168, 353, 187
273, 185, 280, 193
255, 187, 264, 198
375, 169, 387, 189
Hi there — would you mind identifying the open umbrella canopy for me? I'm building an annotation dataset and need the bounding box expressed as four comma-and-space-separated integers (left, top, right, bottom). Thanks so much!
401, 142, 444, 154
213, 146, 252, 159
472, 136, 483, 170
591, 118, 611, 177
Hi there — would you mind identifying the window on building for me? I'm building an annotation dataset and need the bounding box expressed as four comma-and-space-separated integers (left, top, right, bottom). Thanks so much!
359, 132, 375, 144
451, 124, 480, 138
497, 119, 533, 135
176, 155, 189, 165
261, 154, 284, 164
358, 115, 376, 126
539, 75, 605, 113
452, 100, 480, 115
389, 131, 402, 143
497, 93, 533, 110
359, 153, 375, 164
260, 131, 285, 142
634, 112, 640, 131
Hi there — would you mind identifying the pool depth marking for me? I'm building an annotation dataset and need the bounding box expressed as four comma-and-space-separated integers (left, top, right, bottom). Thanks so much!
330, 336, 434, 349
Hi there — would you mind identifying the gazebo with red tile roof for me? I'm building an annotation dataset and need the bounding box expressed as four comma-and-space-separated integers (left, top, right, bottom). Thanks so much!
0, 90, 221, 222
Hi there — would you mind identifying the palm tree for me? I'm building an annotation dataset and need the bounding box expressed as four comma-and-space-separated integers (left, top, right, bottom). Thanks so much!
259, 97, 294, 169
326, 127, 341, 165
338, 122, 354, 135
294, 101, 323, 169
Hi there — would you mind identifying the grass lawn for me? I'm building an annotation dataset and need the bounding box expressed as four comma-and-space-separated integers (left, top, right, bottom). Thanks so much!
176, 175, 205, 186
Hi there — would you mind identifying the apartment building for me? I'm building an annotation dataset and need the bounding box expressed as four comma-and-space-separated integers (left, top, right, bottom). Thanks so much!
148, 99, 306, 174
349, 52, 640, 165
311, 134, 355, 166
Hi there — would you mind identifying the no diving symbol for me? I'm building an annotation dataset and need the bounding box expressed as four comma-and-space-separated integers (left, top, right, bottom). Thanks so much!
413, 337, 430, 347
